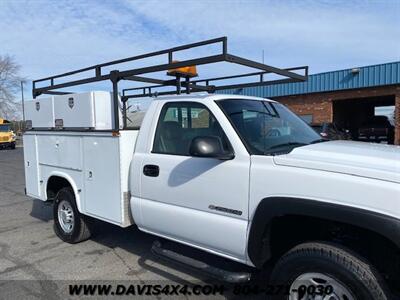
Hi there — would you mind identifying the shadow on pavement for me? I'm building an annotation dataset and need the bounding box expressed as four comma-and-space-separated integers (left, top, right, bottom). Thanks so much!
30, 199, 53, 222
29, 200, 261, 299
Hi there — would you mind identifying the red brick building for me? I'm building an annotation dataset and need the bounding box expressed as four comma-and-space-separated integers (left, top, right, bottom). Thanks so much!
277, 85, 400, 144
224, 62, 400, 145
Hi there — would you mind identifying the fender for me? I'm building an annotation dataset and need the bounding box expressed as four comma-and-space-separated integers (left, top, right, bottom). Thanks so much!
248, 197, 400, 268
46, 172, 82, 212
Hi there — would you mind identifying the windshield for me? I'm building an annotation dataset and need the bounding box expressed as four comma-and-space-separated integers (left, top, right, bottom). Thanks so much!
217, 99, 323, 155
0, 124, 11, 132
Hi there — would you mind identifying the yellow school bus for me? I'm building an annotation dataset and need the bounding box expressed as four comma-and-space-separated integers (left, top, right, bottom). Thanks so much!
0, 118, 16, 149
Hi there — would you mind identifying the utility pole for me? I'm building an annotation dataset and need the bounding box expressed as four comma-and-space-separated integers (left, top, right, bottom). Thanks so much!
21, 81, 25, 132
21, 81, 25, 120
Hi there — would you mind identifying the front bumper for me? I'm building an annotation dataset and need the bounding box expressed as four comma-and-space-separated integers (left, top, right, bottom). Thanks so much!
0, 141, 16, 148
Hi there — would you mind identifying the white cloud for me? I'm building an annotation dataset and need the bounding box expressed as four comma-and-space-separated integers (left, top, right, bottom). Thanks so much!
127, 0, 400, 69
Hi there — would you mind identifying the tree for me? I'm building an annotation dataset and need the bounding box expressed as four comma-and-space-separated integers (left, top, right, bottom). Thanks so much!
0, 55, 23, 120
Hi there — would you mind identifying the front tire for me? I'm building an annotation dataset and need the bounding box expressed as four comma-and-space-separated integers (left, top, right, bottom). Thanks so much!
269, 242, 389, 300
53, 187, 91, 243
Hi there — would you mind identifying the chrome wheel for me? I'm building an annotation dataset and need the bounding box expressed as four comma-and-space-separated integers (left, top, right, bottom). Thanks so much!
289, 272, 355, 300
57, 200, 74, 233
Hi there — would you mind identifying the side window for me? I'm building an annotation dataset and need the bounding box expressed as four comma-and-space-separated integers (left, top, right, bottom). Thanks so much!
191, 107, 210, 128
153, 102, 232, 156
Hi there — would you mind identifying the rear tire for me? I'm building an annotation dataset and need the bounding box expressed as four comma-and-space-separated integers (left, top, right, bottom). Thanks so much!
53, 187, 91, 243
269, 242, 389, 300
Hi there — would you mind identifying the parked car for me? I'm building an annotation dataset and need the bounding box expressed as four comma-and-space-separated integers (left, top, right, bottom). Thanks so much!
311, 122, 350, 140
358, 116, 394, 144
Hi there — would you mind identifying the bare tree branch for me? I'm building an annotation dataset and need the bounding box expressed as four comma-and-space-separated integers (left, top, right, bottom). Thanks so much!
0, 55, 24, 120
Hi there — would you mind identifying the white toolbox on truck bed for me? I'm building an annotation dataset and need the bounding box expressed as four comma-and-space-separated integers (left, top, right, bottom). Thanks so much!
54, 91, 113, 130
25, 97, 55, 129
25, 91, 115, 130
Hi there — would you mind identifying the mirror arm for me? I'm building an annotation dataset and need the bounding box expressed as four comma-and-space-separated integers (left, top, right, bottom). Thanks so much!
217, 152, 235, 160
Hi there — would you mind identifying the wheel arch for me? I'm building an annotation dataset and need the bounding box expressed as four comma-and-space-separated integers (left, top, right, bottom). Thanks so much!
248, 197, 400, 268
46, 172, 82, 212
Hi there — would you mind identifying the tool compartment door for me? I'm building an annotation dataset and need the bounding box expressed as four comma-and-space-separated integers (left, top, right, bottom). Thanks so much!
23, 134, 41, 198
53, 92, 113, 130
83, 136, 122, 224
54, 92, 96, 129
24, 97, 54, 129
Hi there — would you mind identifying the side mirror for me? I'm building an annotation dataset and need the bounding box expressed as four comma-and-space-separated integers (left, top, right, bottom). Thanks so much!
189, 136, 234, 160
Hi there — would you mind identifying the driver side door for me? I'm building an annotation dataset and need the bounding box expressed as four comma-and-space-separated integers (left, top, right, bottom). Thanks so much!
138, 101, 250, 261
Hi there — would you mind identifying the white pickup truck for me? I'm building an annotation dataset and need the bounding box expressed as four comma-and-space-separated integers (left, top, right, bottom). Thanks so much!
23, 38, 400, 300
24, 91, 400, 299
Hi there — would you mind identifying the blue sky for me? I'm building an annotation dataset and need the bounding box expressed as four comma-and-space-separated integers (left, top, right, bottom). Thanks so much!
0, 0, 399, 98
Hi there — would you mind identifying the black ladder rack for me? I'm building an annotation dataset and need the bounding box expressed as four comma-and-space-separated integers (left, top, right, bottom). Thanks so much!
32, 36, 308, 130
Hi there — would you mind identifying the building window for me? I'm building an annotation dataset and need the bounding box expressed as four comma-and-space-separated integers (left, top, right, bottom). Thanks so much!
299, 114, 313, 124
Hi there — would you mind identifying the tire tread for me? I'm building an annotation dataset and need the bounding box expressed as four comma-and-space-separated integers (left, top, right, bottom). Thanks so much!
54, 187, 91, 244
271, 241, 388, 300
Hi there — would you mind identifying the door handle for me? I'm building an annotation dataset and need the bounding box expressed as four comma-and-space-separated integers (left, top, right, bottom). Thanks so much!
143, 165, 159, 177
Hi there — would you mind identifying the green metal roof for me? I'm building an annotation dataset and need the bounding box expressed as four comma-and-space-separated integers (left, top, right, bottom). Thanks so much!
220, 61, 400, 98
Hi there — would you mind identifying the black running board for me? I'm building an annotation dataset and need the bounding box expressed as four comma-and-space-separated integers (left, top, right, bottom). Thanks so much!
151, 240, 251, 283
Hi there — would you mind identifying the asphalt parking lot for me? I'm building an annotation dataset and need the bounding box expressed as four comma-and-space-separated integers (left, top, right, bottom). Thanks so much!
0, 148, 251, 299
